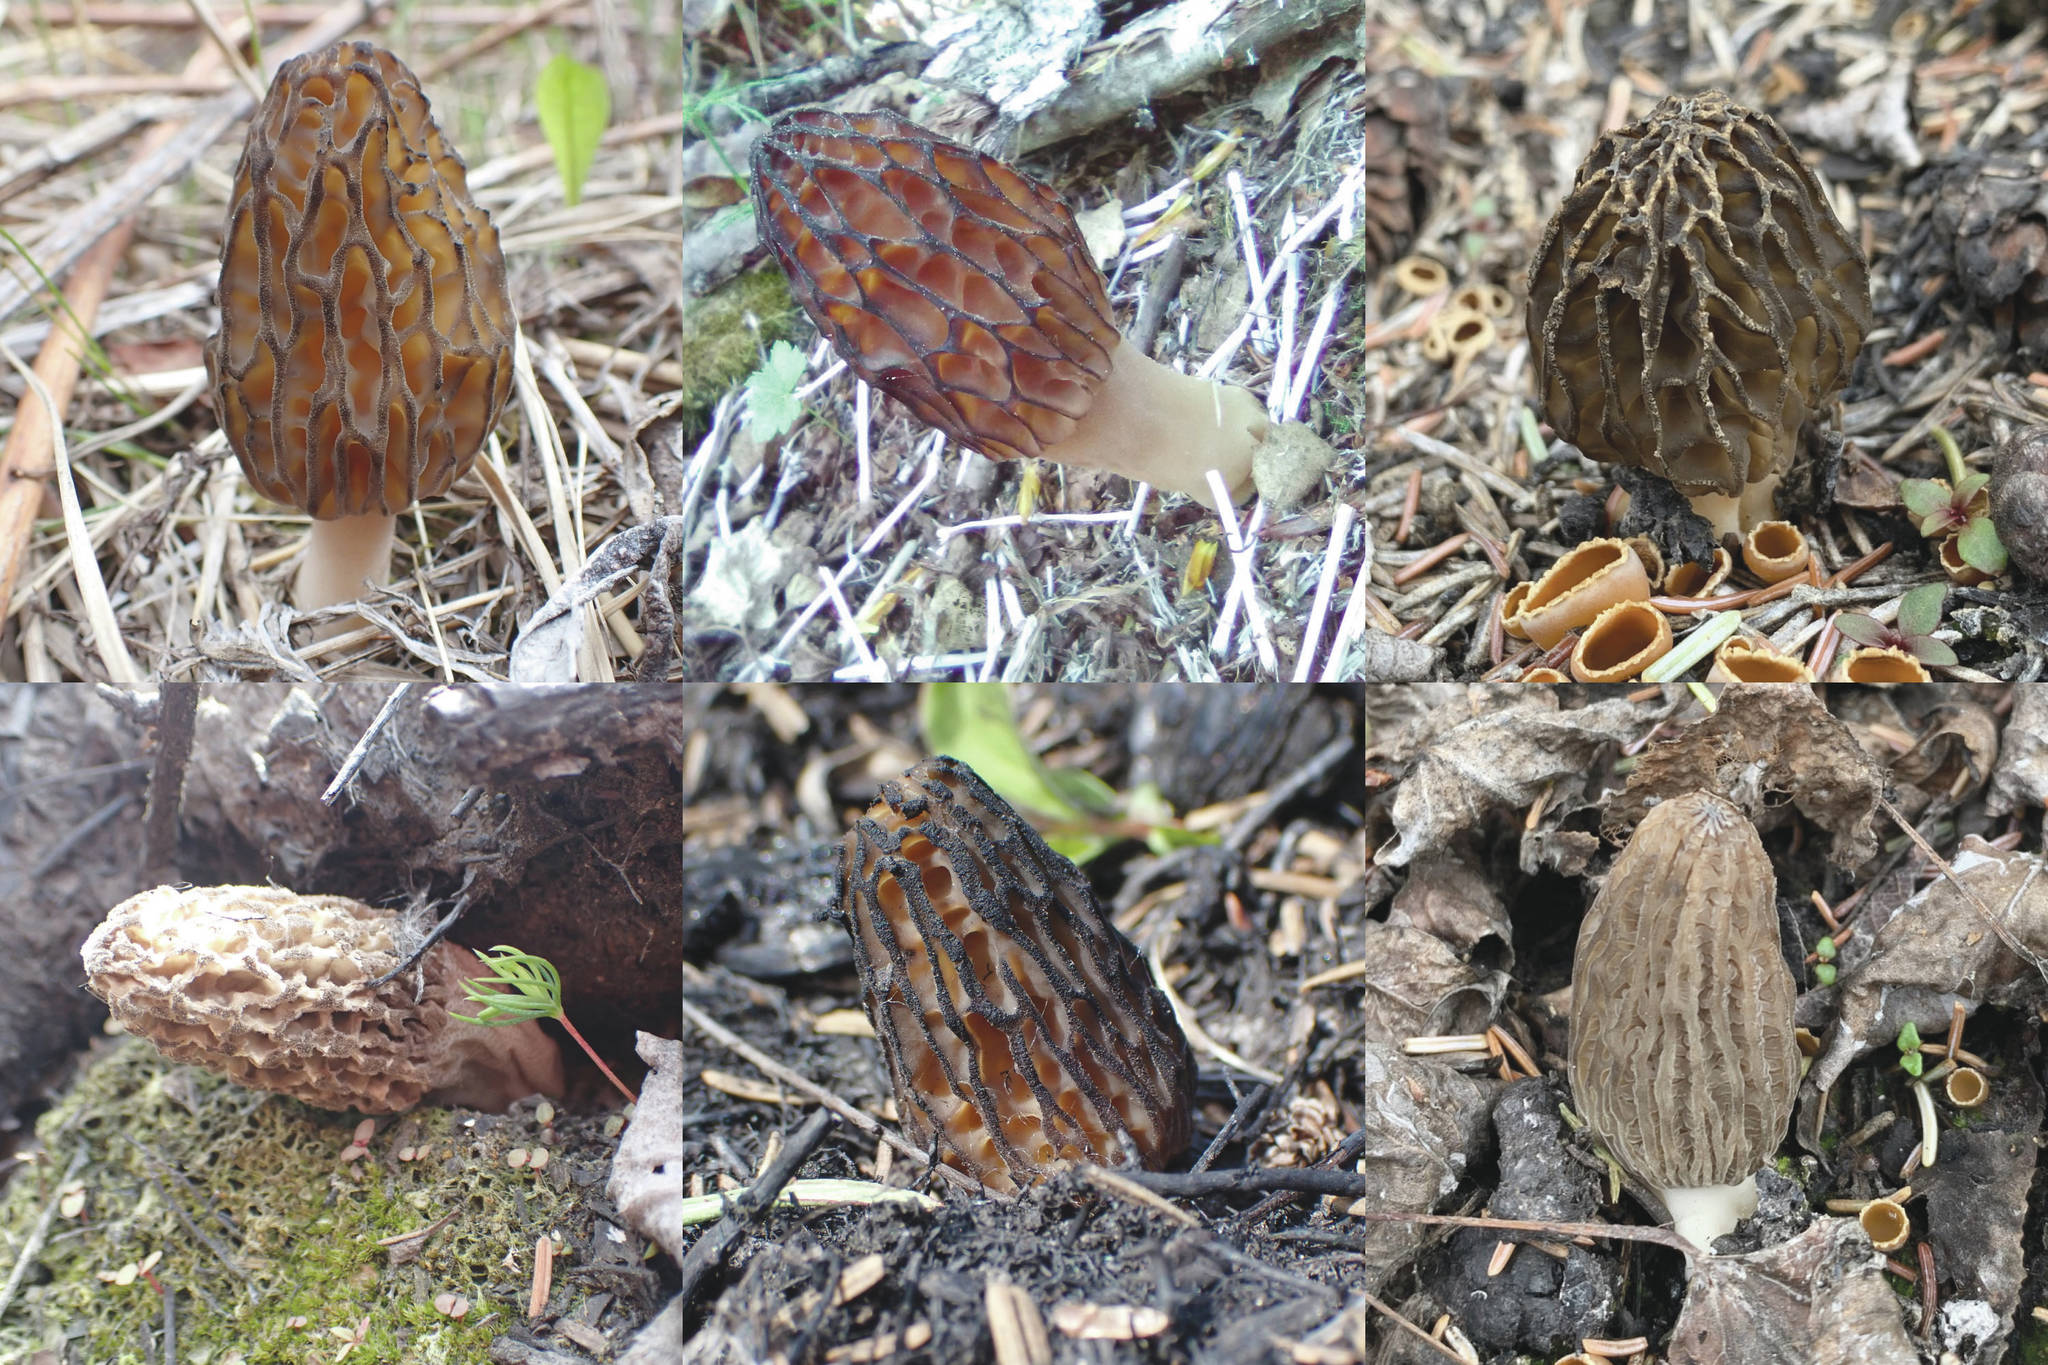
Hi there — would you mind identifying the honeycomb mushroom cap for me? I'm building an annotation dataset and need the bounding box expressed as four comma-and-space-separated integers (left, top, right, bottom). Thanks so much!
208, 41, 514, 521
835, 756, 1196, 1194
1567, 793, 1798, 1214
1528, 91, 1872, 510
81, 885, 563, 1114
751, 107, 1120, 466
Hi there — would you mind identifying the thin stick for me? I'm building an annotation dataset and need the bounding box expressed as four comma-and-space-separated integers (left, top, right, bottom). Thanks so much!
143, 683, 199, 880
320, 684, 412, 804
1359, 1289, 1471, 1365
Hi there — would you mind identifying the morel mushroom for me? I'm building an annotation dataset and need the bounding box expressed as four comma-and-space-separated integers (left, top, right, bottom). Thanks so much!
751, 108, 1331, 506
1568, 792, 1799, 1252
81, 884, 563, 1114
1528, 91, 1872, 540
209, 41, 515, 624
835, 756, 1196, 1193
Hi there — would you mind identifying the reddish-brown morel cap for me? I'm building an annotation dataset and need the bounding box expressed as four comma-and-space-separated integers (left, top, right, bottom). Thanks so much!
209, 41, 514, 522
836, 755, 1196, 1193
751, 107, 1118, 465
752, 108, 1303, 503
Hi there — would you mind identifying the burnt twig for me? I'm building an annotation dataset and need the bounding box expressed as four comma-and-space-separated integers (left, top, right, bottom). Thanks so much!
677, 1107, 835, 1319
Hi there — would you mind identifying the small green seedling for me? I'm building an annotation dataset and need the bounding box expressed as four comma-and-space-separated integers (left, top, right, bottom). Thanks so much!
1896, 1021, 1924, 1078
453, 947, 639, 1104
1835, 582, 1958, 668
1899, 425, 2008, 576
1814, 934, 1837, 986
536, 54, 610, 207
743, 339, 809, 441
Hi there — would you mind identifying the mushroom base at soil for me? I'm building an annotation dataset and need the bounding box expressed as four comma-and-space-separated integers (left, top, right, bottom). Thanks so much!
1663, 1177, 1760, 1253
1615, 469, 1783, 545
1046, 338, 1270, 502
294, 512, 398, 634
1685, 471, 1785, 542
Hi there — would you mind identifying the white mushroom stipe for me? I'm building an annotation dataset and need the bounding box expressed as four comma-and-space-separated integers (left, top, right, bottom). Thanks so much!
1663, 1178, 1761, 1253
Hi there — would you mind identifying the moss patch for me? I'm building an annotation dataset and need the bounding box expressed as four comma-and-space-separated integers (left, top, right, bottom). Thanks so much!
0, 1036, 644, 1363
669, 265, 796, 413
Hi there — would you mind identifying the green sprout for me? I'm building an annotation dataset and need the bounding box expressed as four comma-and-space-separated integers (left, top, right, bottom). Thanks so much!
1814, 934, 1837, 987
1835, 582, 1957, 669
1897, 1021, 1924, 1078
452, 947, 639, 1104
1898, 424, 2007, 577
742, 339, 809, 441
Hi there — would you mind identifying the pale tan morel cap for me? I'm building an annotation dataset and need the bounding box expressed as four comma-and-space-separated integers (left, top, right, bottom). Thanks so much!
81, 884, 563, 1114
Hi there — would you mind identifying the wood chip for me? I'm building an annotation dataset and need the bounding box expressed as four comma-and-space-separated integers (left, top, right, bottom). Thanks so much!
812, 1008, 877, 1037
835, 1253, 887, 1305
528, 1234, 554, 1319
1048, 1302, 1171, 1340
700, 1067, 789, 1104
823, 1322, 933, 1363
985, 1279, 1052, 1365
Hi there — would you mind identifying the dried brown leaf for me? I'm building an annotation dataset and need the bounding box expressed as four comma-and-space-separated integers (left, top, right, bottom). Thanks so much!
1667, 1217, 1915, 1365
1988, 686, 2048, 815
1605, 685, 1886, 869
1379, 694, 1649, 867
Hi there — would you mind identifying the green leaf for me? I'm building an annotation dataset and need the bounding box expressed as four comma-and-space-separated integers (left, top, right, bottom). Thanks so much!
536, 55, 609, 208
1815, 962, 1836, 986
1913, 637, 1958, 667
1898, 1021, 1922, 1052
1957, 517, 2009, 574
1896, 582, 1946, 638
1815, 936, 1836, 962
919, 683, 1088, 826
1902, 1051, 1924, 1077
1128, 780, 1219, 856
1834, 612, 1887, 648
1898, 478, 1952, 522
742, 340, 808, 441
1045, 833, 1115, 864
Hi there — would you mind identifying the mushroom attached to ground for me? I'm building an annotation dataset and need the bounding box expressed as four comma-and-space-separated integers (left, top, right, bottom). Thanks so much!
208, 41, 516, 626
1528, 91, 1872, 542
1568, 792, 1799, 1252
751, 107, 1334, 507
835, 755, 1196, 1193
81, 884, 563, 1114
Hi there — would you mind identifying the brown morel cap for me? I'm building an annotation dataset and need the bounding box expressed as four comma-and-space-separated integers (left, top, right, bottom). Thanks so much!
750, 108, 1121, 466
1528, 91, 1871, 501
1567, 792, 1799, 1193
835, 756, 1196, 1194
208, 41, 515, 520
